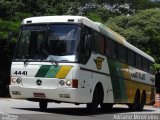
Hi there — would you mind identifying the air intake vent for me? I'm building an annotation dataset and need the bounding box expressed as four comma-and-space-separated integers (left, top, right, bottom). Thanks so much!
27, 20, 32, 23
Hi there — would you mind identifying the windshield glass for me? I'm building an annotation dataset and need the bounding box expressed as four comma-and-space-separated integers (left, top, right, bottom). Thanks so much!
15, 24, 81, 62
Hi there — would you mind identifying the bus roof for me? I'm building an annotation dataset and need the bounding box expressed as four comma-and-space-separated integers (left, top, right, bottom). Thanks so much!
22, 16, 154, 62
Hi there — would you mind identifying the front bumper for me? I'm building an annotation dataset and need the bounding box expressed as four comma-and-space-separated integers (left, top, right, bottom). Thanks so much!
9, 85, 79, 103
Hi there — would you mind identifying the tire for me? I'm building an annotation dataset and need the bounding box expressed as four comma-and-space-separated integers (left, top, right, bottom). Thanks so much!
39, 102, 48, 110
128, 90, 140, 111
87, 85, 103, 113
150, 88, 155, 105
139, 91, 146, 111
100, 103, 113, 111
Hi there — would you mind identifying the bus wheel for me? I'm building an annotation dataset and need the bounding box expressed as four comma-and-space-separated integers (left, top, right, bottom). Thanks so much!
87, 85, 103, 113
128, 90, 140, 111
139, 91, 146, 111
39, 102, 48, 110
100, 103, 113, 111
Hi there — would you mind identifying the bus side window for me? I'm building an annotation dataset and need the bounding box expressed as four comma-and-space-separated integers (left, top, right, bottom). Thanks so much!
80, 26, 92, 64
83, 27, 92, 55
117, 44, 126, 63
127, 49, 135, 67
93, 31, 105, 55
136, 54, 142, 69
143, 58, 149, 72
107, 39, 117, 59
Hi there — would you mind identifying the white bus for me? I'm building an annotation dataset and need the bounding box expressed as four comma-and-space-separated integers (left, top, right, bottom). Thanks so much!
9, 16, 155, 113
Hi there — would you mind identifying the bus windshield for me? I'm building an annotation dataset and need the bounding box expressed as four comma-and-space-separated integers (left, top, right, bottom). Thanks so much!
15, 24, 81, 62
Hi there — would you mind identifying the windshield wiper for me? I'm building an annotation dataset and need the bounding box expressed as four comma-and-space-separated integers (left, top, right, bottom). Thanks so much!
42, 49, 59, 66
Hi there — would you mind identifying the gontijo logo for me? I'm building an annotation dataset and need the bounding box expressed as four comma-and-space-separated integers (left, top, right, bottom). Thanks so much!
94, 57, 104, 70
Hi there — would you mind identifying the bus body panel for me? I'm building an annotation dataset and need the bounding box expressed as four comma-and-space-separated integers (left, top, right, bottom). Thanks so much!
10, 52, 115, 104
108, 59, 154, 104
10, 53, 115, 104
80, 53, 114, 103
10, 62, 93, 103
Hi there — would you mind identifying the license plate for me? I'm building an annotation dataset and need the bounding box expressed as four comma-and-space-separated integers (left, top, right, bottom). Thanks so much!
33, 93, 46, 98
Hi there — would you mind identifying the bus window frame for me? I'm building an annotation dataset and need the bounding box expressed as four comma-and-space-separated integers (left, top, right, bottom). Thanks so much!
92, 30, 106, 55
79, 25, 92, 64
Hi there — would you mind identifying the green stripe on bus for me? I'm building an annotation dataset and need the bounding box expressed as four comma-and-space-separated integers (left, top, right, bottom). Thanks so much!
108, 59, 128, 103
35, 65, 51, 77
108, 59, 119, 102
45, 66, 61, 78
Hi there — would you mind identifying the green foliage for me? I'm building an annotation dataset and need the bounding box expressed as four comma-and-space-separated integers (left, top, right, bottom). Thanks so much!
0, 0, 23, 19
153, 63, 160, 71
0, 19, 20, 39
86, 8, 114, 23
106, 9, 160, 63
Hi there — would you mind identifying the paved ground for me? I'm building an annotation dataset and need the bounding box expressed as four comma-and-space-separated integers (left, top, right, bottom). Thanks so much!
0, 98, 160, 120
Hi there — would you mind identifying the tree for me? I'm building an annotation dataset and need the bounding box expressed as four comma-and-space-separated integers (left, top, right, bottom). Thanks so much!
106, 9, 160, 63
0, 0, 23, 19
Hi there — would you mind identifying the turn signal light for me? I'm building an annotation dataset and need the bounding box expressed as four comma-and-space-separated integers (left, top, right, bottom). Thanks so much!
72, 79, 78, 88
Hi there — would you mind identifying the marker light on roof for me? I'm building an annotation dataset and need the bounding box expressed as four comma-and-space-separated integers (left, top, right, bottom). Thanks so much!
27, 20, 32, 23
68, 19, 74, 22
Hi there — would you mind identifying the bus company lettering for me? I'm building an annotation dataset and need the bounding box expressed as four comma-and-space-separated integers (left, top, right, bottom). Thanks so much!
94, 57, 104, 70
130, 72, 145, 80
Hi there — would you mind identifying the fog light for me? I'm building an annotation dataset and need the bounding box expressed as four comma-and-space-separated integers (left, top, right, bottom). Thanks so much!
59, 80, 65, 86
72, 79, 78, 88
66, 80, 71, 86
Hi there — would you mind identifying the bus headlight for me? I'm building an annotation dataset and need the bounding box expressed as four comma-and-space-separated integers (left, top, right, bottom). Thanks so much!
11, 77, 22, 84
16, 77, 22, 84
59, 80, 65, 86
11, 77, 17, 83
66, 80, 72, 86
